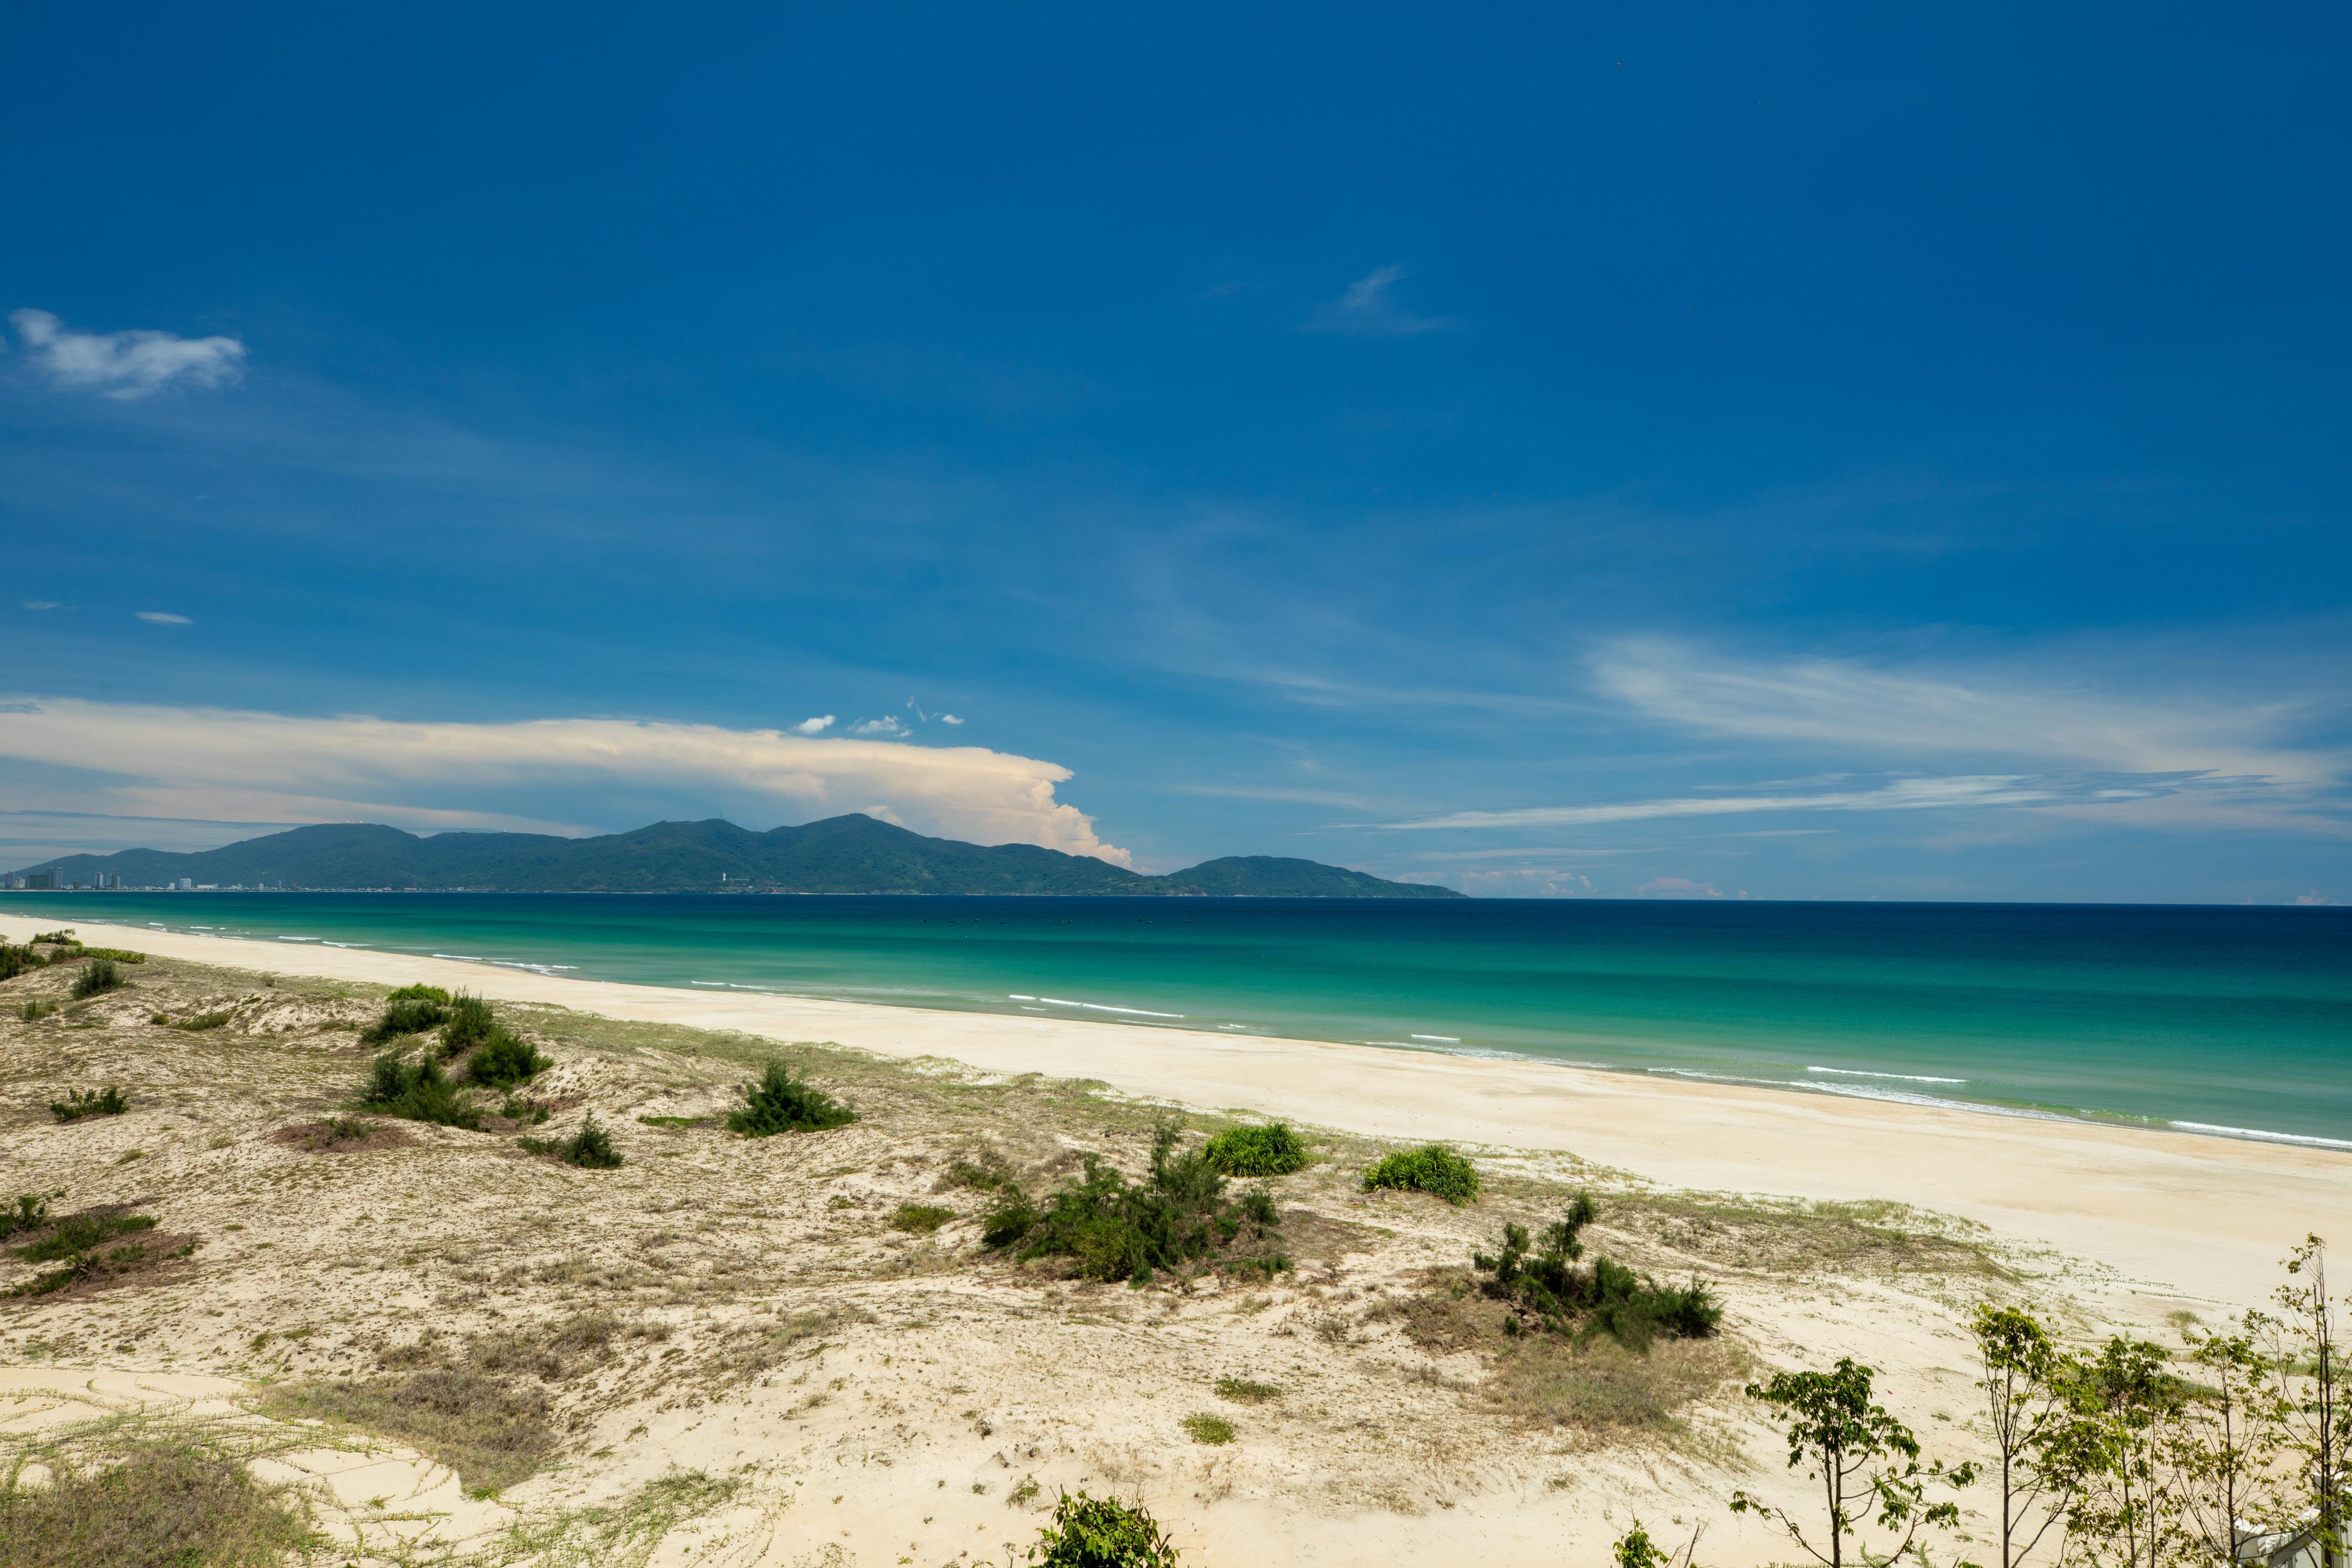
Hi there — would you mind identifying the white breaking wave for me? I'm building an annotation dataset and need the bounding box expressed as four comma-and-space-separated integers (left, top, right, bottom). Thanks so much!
1034, 995, 1185, 1019
1411, 1034, 1461, 1042
1808, 1065, 1968, 1085
2171, 1121, 2352, 1152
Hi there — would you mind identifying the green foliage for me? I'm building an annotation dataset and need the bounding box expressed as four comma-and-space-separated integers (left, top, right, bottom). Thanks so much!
387, 983, 451, 1003
357, 1051, 482, 1129
440, 992, 498, 1052
15, 1211, 157, 1264
68, 958, 125, 999
28, 930, 75, 944
1362, 1144, 1481, 1204
465, 1027, 550, 1088
1025, 1490, 1181, 1567
162, 1009, 233, 1031
984, 1121, 1289, 1286
1200, 1122, 1309, 1177
1612, 1521, 1701, 1568
1731, 1356, 1976, 1568
530, 1115, 622, 1168
726, 1058, 857, 1136
891, 1203, 954, 1234
0, 943, 48, 982
1180, 1413, 1234, 1445
18, 1000, 58, 1022
0, 1436, 320, 1568
505, 1095, 554, 1125
1, 1192, 58, 1242
1214, 1376, 1280, 1405
1472, 1194, 1722, 1350
363, 995, 449, 1044
81, 947, 145, 964
49, 1086, 128, 1122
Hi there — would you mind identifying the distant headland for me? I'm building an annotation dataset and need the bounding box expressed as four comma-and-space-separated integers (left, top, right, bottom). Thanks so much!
5, 813, 1464, 898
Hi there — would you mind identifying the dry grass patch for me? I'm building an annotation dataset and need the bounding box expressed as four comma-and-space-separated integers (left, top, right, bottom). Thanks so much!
271, 1115, 415, 1153
0, 1436, 316, 1568
257, 1369, 555, 1496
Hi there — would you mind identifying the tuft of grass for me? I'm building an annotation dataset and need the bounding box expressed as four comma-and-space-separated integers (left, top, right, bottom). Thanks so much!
1201, 1122, 1310, 1177
15, 1210, 158, 1264
1363, 1144, 1482, 1205
636, 1114, 704, 1130
49, 1086, 128, 1122
1181, 1412, 1235, 1445
0, 1436, 318, 1567
258, 1370, 555, 1496
1213, 1376, 1281, 1405
891, 1203, 955, 1234
985, 1119, 1289, 1286
726, 1059, 856, 1136
162, 1009, 233, 1031
1, 1192, 58, 1242
17, 1000, 58, 1022
356, 1052, 481, 1129
68, 958, 125, 1000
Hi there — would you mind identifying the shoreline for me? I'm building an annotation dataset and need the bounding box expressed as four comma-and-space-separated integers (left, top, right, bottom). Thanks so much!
9, 910, 2350, 1306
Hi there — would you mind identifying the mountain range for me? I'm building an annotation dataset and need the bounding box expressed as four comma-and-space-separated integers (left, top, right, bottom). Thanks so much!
10, 815, 1462, 898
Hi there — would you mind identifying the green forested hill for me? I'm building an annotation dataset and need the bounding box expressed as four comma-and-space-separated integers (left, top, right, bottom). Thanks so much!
14, 814, 1464, 897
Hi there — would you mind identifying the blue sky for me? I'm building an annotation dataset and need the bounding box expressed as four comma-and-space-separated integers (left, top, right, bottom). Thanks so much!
3, 2, 2347, 900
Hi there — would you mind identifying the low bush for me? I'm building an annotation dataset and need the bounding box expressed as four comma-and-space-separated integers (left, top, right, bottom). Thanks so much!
81, 947, 145, 964
358, 1052, 482, 1129
1472, 1194, 1722, 1351
1363, 1144, 1481, 1205
1026, 1490, 1181, 1567
68, 958, 125, 999
388, 983, 452, 1004
49, 1086, 128, 1122
985, 1121, 1289, 1286
0, 944, 49, 981
363, 994, 450, 1044
891, 1203, 954, 1234
29, 929, 75, 945
525, 1116, 622, 1169
1180, 1413, 1234, 1445
1200, 1122, 1309, 1178
0, 1437, 319, 1567
440, 992, 498, 1053
726, 1059, 856, 1136
1, 1192, 56, 1242
1213, 1376, 1280, 1405
466, 1028, 549, 1088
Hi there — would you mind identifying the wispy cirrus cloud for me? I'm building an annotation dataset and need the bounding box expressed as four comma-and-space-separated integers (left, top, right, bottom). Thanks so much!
1371, 773, 2223, 832
0, 699, 1131, 863
10, 309, 247, 400
1304, 265, 1459, 337
135, 610, 192, 625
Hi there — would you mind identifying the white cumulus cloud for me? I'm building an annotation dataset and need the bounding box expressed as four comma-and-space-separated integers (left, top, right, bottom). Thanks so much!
11, 308, 247, 399
0, 699, 1131, 864
793, 715, 836, 735
850, 716, 909, 737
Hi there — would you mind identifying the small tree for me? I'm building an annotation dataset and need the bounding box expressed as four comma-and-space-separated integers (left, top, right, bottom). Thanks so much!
2049, 1338, 2182, 1568
2274, 1237, 2352, 1568
2169, 1316, 2286, 1568
1615, 1520, 1704, 1568
727, 1059, 856, 1136
1026, 1490, 1180, 1566
1730, 1357, 1976, 1568
1973, 1303, 2083, 1568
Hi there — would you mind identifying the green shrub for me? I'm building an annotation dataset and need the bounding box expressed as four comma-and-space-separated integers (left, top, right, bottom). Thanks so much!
439, 992, 497, 1053
525, 1116, 622, 1169
0, 944, 50, 982
388, 983, 451, 1004
68, 958, 125, 999
1180, 1413, 1234, 1445
1, 1192, 56, 1242
891, 1203, 954, 1234
1200, 1122, 1309, 1178
363, 995, 449, 1044
503, 1095, 553, 1125
726, 1059, 856, 1136
1362, 1144, 1481, 1205
16, 1210, 156, 1263
82, 947, 145, 964
49, 1087, 128, 1122
356, 1052, 481, 1129
29, 929, 75, 944
1472, 1193, 1722, 1350
1027, 1490, 1181, 1567
1213, 1376, 1280, 1405
465, 1028, 549, 1088
985, 1122, 1289, 1286
163, 1009, 232, 1031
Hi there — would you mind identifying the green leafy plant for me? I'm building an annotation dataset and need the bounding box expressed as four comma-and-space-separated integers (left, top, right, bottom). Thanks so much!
466, 1028, 550, 1088
1471, 1193, 1721, 1350
81, 947, 145, 963
984, 1121, 1288, 1286
1214, 1376, 1279, 1405
1025, 1490, 1181, 1566
357, 1052, 482, 1129
891, 1203, 955, 1234
68, 958, 125, 999
1362, 1144, 1481, 1204
726, 1059, 856, 1136
29, 930, 76, 944
49, 1086, 128, 1122
1200, 1122, 1309, 1177
388, 983, 452, 1003
1613, 1520, 1703, 1568
1730, 1356, 1977, 1568
1180, 1413, 1234, 1445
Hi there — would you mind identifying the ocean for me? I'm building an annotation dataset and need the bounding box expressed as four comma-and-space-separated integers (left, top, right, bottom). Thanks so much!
8, 892, 2349, 1149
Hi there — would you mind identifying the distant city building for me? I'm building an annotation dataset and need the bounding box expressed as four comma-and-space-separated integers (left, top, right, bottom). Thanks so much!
175, 877, 195, 890
25, 872, 55, 891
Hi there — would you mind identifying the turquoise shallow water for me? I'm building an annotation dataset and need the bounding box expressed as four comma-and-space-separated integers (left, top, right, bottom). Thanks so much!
8, 892, 2350, 1148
